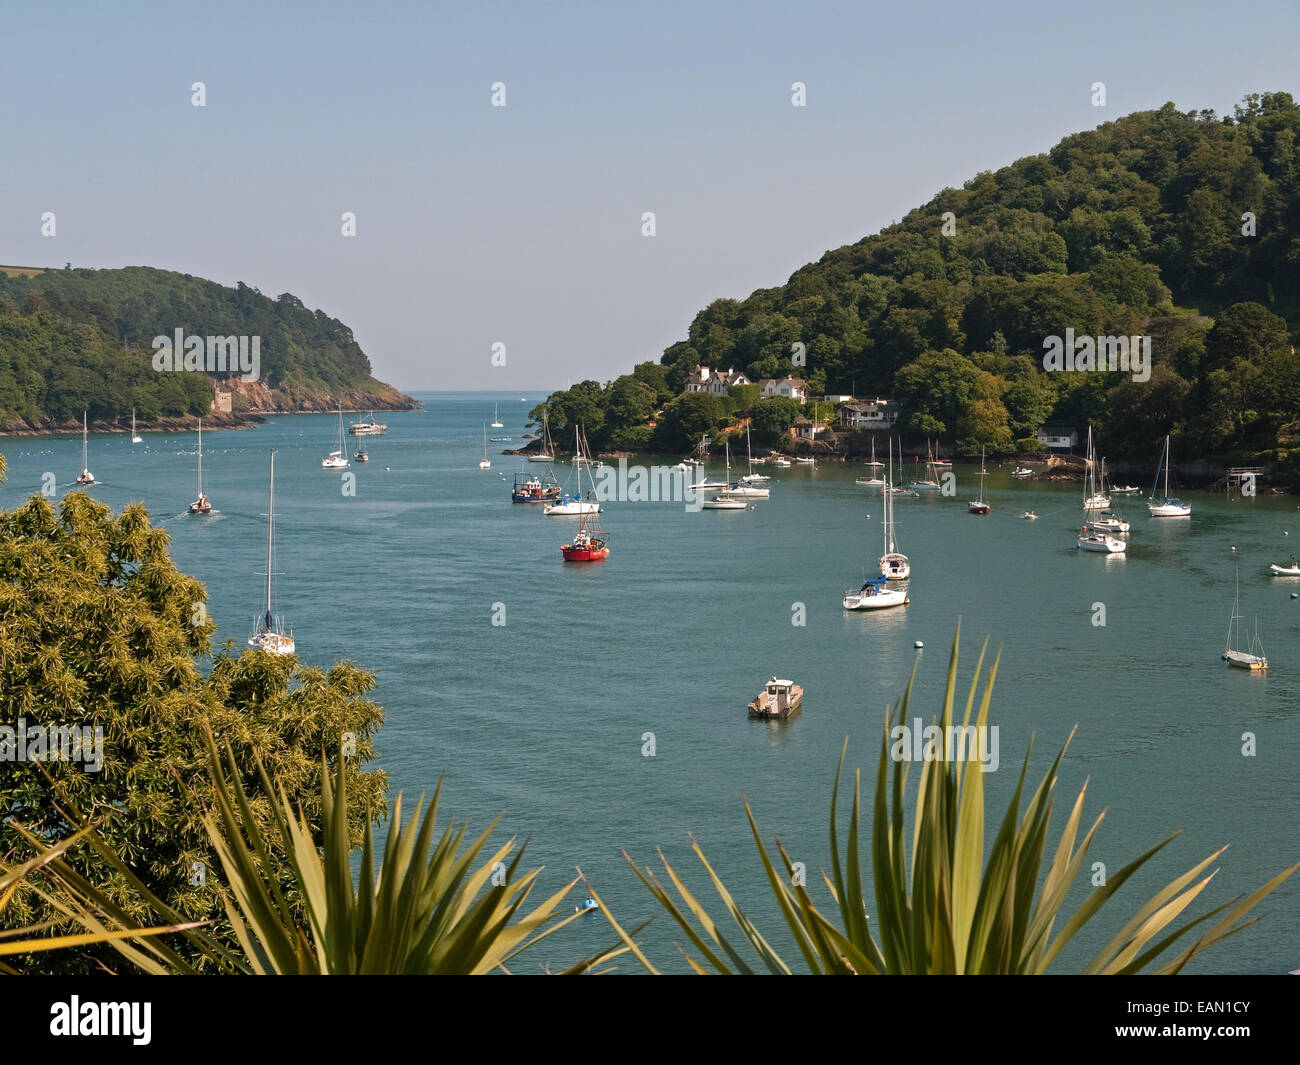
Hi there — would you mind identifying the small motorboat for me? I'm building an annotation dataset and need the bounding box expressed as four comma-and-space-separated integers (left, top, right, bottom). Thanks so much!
1011, 466, 1033, 478
770, 456, 792, 468
795, 457, 816, 466
748, 676, 804, 719
575, 897, 600, 914
356, 448, 370, 463
1023, 511, 1037, 520
1269, 557, 1300, 576
1111, 485, 1141, 494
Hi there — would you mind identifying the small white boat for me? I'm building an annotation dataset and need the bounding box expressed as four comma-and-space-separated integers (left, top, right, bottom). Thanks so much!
795, 457, 816, 466
131, 408, 143, 444
248, 452, 295, 655
1086, 511, 1130, 534
843, 577, 908, 611
1011, 466, 1033, 478
75, 411, 96, 484
1112, 484, 1141, 494
323, 405, 350, 468
969, 447, 989, 514
702, 443, 751, 509
1077, 532, 1127, 553
1147, 436, 1190, 517
724, 484, 769, 499
347, 415, 387, 436
771, 456, 792, 468
528, 412, 557, 461
544, 496, 600, 515
859, 440, 886, 486
878, 440, 910, 580
1023, 511, 1037, 520
490, 404, 504, 429
1269, 557, 1300, 576
479, 424, 491, 469
740, 473, 770, 483
1223, 569, 1266, 670
188, 418, 213, 514
748, 677, 804, 718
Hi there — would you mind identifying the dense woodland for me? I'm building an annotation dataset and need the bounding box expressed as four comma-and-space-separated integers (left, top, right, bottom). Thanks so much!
0, 266, 409, 428
533, 94, 1300, 471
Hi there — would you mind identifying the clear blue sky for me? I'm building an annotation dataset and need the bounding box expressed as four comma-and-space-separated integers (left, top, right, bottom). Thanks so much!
2, 0, 1297, 390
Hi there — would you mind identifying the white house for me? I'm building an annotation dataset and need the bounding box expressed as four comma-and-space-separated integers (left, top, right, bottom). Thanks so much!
839, 398, 898, 430
685, 365, 750, 396
759, 376, 807, 400
1035, 426, 1078, 450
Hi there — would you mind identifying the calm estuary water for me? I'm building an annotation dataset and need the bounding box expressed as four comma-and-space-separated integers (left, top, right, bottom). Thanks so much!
5, 391, 1297, 974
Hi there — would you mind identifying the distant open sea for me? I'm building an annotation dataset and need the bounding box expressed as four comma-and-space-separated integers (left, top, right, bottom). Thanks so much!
4, 390, 1296, 974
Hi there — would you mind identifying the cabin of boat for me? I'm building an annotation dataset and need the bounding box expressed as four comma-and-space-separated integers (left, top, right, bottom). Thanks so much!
748, 677, 803, 719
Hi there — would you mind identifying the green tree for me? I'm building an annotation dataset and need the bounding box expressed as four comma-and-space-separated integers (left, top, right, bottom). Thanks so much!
655, 392, 727, 452
748, 396, 802, 438
0, 493, 387, 974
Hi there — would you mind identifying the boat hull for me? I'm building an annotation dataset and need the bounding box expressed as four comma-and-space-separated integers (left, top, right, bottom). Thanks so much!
968, 502, 989, 514
1269, 564, 1300, 576
544, 500, 600, 515
1077, 535, 1126, 553
843, 590, 908, 610
1148, 504, 1191, 517
561, 543, 609, 562
1224, 651, 1266, 670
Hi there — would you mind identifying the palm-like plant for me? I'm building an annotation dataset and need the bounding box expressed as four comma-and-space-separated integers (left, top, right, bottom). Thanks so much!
597, 627, 1298, 973
7, 730, 624, 974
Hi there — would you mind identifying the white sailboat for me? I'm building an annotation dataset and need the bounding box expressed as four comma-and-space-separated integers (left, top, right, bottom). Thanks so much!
491, 404, 504, 429
479, 424, 491, 469
1085, 455, 1129, 534
1082, 427, 1110, 510
879, 440, 910, 580
846, 471, 908, 609
911, 440, 941, 490
188, 418, 212, 513
728, 425, 770, 497
75, 411, 95, 484
739, 423, 770, 485
544, 427, 601, 514
856, 436, 886, 486
968, 446, 989, 514
248, 451, 295, 655
1147, 435, 1190, 517
322, 405, 349, 468
131, 408, 142, 444
1223, 568, 1266, 670
702, 442, 749, 510
528, 412, 556, 461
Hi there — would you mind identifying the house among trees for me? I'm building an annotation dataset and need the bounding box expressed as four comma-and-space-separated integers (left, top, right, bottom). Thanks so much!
684, 365, 751, 396
839, 398, 898, 431
1036, 426, 1079, 450
759, 376, 807, 400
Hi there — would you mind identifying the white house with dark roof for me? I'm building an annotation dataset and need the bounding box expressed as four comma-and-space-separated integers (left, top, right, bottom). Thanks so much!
758, 376, 807, 400
839, 398, 898, 430
1035, 426, 1078, 450
685, 365, 750, 396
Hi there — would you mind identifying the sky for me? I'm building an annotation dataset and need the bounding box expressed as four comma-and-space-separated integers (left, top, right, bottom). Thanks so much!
2, 0, 1298, 391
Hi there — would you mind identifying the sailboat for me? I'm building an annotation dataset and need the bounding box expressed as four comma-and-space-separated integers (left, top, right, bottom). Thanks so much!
911, 440, 940, 490
545, 428, 601, 514
1148, 435, 1191, 517
1082, 427, 1110, 510
1223, 568, 1266, 670
561, 456, 610, 561
478, 424, 491, 469
322, 405, 350, 468
968, 446, 989, 514
248, 451, 295, 655
188, 418, 212, 513
879, 440, 910, 579
1085, 455, 1129, 534
702, 442, 749, 509
728, 425, 770, 497
738, 423, 770, 485
491, 404, 504, 429
528, 412, 556, 461
856, 436, 885, 486
75, 411, 95, 484
131, 408, 142, 444
846, 469, 909, 608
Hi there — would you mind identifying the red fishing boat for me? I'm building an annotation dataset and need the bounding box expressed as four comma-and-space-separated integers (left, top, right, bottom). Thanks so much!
561, 431, 609, 561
